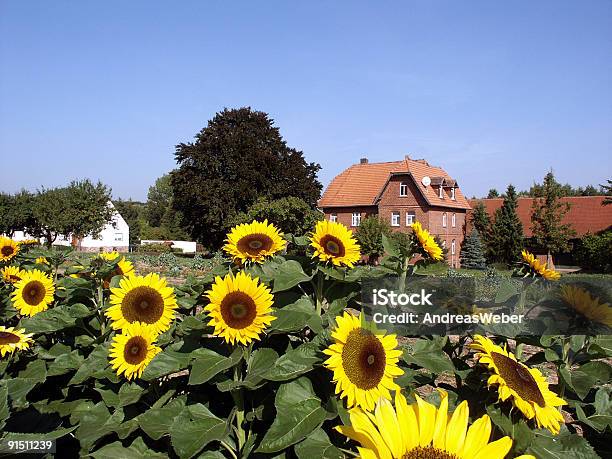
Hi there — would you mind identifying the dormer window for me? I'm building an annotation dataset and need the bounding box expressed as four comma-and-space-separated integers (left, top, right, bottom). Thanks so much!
399, 182, 408, 197
439, 186, 444, 199
451, 187, 456, 200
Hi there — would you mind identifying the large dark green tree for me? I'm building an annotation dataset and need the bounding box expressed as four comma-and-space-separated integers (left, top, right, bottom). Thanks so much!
489, 184, 523, 263
171, 107, 322, 248
530, 171, 576, 260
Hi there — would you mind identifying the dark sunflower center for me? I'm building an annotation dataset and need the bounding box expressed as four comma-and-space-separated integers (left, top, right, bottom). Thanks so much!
220, 291, 257, 329
320, 235, 345, 257
121, 286, 165, 324
403, 446, 460, 459
237, 234, 274, 256
23, 281, 46, 305
1, 246, 14, 257
9, 275, 21, 282
491, 352, 545, 407
123, 336, 147, 364
341, 329, 386, 390
0, 331, 20, 345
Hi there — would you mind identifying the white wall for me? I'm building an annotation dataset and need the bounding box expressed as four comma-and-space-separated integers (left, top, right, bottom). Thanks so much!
141, 240, 197, 254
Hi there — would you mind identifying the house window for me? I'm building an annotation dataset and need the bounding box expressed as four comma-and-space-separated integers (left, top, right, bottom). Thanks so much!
330, 213, 338, 223
391, 212, 400, 227
406, 211, 416, 226
452, 213, 456, 228
399, 182, 408, 197
439, 186, 444, 199
451, 239, 456, 255
442, 212, 447, 227
114, 233, 123, 241
351, 212, 361, 227
451, 187, 456, 200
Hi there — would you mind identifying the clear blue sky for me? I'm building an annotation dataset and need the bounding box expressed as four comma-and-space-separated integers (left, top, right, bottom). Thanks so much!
1, 1, 611, 201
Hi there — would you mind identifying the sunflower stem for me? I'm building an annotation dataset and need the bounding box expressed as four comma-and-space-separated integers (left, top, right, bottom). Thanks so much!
558, 336, 572, 399
232, 354, 246, 453
97, 283, 106, 335
398, 257, 410, 292
315, 270, 324, 316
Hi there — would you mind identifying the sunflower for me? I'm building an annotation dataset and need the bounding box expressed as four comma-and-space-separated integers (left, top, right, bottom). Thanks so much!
35, 256, 49, 265
411, 222, 443, 261
310, 220, 361, 268
0, 237, 19, 263
205, 272, 275, 345
107, 273, 177, 335
520, 250, 560, 281
470, 335, 566, 434
98, 251, 135, 288
560, 285, 612, 327
108, 322, 161, 380
11, 270, 55, 316
18, 239, 39, 246
223, 219, 286, 264
1, 265, 25, 284
337, 389, 535, 459
0, 326, 34, 358
323, 312, 404, 411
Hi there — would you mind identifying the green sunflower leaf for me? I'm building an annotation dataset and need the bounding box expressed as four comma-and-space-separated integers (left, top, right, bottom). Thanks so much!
257, 377, 326, 453
271, 260, 313, 292
294, 428, 343, 459
91, 437, 166, 458
188, 347, 242, 385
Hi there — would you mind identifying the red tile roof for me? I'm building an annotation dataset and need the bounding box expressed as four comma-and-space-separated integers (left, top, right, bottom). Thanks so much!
319, 157, 471, 210
469, 196, 612, 237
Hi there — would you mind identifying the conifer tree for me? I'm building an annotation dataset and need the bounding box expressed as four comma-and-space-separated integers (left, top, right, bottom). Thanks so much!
490, 184, 523, 263
460, 229, 487, 269
531, 171, 576, 261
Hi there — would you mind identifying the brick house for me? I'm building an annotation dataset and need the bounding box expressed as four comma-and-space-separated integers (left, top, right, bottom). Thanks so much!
318, 156, 471, 267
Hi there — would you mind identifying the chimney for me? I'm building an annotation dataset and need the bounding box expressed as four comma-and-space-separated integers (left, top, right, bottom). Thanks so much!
405, 154, 411, 161
360, 157, 368, 164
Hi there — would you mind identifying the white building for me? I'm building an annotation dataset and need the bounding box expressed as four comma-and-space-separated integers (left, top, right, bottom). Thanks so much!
11, 201, 130, 253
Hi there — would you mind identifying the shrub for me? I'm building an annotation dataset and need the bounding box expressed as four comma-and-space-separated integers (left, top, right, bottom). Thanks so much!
574, 230, 612, 273
355, 216, 392, 263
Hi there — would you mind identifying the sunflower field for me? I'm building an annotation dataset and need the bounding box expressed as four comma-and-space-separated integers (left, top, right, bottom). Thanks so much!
0, 221, 611, 458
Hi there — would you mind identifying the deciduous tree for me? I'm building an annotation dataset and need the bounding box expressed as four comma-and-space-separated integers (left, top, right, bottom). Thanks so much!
171, 107, 322, 248
230, 197, 323, 237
